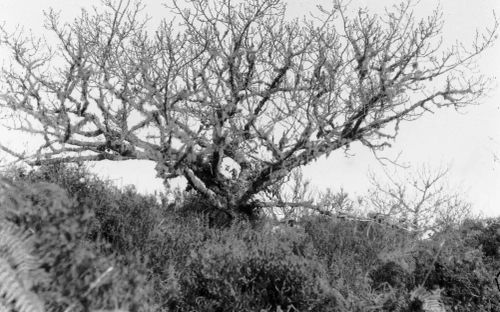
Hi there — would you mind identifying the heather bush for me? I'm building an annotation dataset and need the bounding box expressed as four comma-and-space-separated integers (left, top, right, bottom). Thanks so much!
177, 224, 345, 312
141, 213, 216, 282
140, 216, 338, 311
299, 214, 415, 290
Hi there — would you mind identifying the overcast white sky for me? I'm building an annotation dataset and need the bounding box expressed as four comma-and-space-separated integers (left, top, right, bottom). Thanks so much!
1, 0, 499, 217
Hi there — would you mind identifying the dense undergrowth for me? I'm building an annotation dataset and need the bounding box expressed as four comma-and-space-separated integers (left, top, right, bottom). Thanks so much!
0, 163, 499, 311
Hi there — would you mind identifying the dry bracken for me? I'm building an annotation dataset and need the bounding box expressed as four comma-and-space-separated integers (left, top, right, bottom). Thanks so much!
0, 221, 44, 312
411, 286, 447, 312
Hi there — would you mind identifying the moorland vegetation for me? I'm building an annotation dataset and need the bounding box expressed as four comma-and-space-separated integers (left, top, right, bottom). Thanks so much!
0, 163, 498, 311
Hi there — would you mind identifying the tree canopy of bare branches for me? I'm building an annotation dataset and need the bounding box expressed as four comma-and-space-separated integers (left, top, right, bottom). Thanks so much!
0, 0, 497, 220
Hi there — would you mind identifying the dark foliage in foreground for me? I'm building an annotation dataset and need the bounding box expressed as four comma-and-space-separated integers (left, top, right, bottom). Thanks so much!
0, 163, 499, 311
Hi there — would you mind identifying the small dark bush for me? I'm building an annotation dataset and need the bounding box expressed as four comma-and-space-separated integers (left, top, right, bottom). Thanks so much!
370, 261, 410, 290
174, 192, 235, 227
173, 191, 263, 228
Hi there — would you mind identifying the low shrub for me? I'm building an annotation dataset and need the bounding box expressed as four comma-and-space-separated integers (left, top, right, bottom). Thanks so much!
461, 217, 500, 260
173, 192, 235, 228
2, 165, 499, 311
409, 236, 500, 311
6, 163, 161, 253
299, 214, 415, 290
172, 191, 263, 228
370, 261, 410, 290
177, 224, 344, 312
0, 175, 157, 312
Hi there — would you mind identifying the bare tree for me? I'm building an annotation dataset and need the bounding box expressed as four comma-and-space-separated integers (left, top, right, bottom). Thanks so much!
0, 0, 496, 220
260, 168, 315, 220
260, 166, 358, 219
366, 165, 472, 233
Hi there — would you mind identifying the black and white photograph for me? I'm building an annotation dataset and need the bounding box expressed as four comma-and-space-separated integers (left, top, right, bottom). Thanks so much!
0, 0, 499, 311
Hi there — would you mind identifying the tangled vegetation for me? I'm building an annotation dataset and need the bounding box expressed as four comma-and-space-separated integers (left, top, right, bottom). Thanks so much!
0, 163, 498, 311
0, 0, 498, 310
